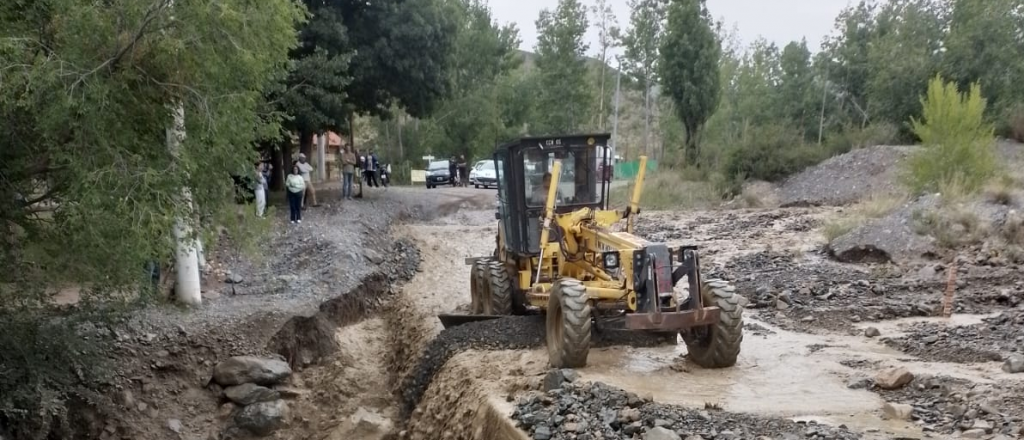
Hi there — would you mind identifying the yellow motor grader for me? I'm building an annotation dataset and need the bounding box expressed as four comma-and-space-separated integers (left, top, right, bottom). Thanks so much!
439, 133, 744, 369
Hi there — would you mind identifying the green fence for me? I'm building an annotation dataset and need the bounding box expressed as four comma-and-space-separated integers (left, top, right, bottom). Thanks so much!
613, 159, 658, 179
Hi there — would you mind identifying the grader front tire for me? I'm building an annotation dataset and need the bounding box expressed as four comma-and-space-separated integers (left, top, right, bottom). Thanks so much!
487, 260, 513, 315
546, 278, 591, 368
469, 259, 490, 315
683, 279, 744, 368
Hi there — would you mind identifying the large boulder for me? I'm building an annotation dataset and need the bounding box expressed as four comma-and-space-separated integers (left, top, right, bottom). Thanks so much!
875, 367, 914, 390
224, 383, 281, 405
828, 195, 939, 264
213, 356, 292, 387
234, 400, 288, 436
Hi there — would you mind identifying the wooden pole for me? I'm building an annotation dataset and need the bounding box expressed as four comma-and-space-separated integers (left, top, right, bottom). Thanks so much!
941, 258, 957, 318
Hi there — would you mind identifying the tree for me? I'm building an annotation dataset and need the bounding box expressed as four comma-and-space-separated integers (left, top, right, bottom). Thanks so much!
817, 1, 876, 127
591, 0, 621, 131
779, 39, 817, 136
533, 0, 593, 134
660, 0, 721, 164
866, 0, 945, 136
621, 0, 664, 158
0, 0, 301, 434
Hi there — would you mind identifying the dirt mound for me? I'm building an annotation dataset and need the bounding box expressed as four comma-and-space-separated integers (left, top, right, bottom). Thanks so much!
777, 145, 918, 207
513, 381, 862, 439
827, 195, 940, 264
883, 310, 1024, 364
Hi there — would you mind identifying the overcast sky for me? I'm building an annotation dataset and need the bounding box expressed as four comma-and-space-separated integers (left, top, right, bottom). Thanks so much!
489, 0, 856, 59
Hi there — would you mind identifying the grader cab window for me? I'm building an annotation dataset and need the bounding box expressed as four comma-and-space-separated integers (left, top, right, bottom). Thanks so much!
523, 147, 598, 207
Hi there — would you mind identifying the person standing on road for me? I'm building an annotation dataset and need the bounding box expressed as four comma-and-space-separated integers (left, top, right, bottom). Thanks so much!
457, 155, 468, 188
341, 145, 357, 200
254, 162, 267, 218
448, 156, 458, 186
296, 153, 317, 208
363, 149, 379, 188
286, 163, 306, 224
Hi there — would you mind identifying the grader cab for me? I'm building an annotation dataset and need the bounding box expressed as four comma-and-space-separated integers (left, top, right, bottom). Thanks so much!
439, 133, 744, 369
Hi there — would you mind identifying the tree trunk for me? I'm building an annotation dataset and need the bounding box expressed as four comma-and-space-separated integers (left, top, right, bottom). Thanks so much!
397, 114, 404, 160
351, 112, 363, 198
168, 103, 201, 306
598, 51, 607, 131
282, 140, 294, 182
299, 130, 314, 160
644, 80, 651, 158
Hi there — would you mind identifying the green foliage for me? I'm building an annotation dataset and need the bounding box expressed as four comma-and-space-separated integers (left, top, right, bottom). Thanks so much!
721, 124, 827, 189
660, 0, 721, 162
904, 76, 997, 194
533, 0, 593, 134
609, 172, 720, 210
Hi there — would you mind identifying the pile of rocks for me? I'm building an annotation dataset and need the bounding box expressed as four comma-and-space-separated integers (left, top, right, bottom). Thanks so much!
874, 373, 1024, 438
512, 379, 862, 440
210, 356, 295, 437
882, 310, 1024, 366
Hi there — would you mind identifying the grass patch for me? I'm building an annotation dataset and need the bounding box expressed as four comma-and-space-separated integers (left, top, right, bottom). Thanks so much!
912, 206, 987, 249
610, 172, 721, 210
984, 175, 1018, 206
821, 193, 909, 244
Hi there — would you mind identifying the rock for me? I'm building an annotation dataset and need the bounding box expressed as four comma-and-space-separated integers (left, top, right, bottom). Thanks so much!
234, 400, 287, 437
363, 249, 384, 265
213, 356, 292, 386
167, 419, 182, 434
645, 427, 682, 440
224, 383, 280, 405
847, 377, 872, 389
962, 428, 986, 438
776, 301, 790, 311
864, 327, 881, 338
882, 402, 914, 421
561, 369, 580, 383
875, 367, 914, 389
225, 272, 244, 284
1003, 354, 1024, 373
218, 403, 235, 420
800, 316, 816, 323
827, 194, 938, 264
348, 407, 393, 436
542, 370, 566, 391
922, 335, 939, 344
533, 425, 552, 440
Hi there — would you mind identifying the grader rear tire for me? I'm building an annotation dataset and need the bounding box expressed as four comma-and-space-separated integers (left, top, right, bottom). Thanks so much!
682, 278, 744, 368
469, 259, 490, 315
546, 278, 591, 368
487, 260, 513, 315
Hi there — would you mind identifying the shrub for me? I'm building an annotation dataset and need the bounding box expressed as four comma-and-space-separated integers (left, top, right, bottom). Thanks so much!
721, 123, 827, 184
821, 193, 908, 244
610, 172, 720, 210
904, 75, 998, 194
1002, 104, 1024, 142
824, 122, 901, 156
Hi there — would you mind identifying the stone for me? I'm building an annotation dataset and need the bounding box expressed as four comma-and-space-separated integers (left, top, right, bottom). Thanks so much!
218, 403, 235, 419
962, 428, 986, 438
923, 335, 939, 344
225, 272, 244, 284
213, 356, 292, 386
1003, 354, 1024, 373
801, 316, 816, 323
533, 425, 552, 440
864, 327, 881, 338
234, 400, 288, 437
847, 377, 872, 390
542, 370, 566, 391
875, 367, 914, 390
561, 369, 581, 383
167, 419, 182, 434
347, 407, 393, 436
363, 249, 384, 265
776, 301, 790, 311
882, 402, 914, 421
645, 427, 682, 440
224, 383, 280, 406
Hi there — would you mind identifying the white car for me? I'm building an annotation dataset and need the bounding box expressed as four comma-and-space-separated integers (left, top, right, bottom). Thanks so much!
469, 160, 497, 189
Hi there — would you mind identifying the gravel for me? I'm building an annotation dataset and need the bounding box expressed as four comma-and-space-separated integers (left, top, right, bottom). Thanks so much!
874, 375, 1024, 437
882, 310, 1024, 363
776, 145, 918, 208
512, 381, 863, 440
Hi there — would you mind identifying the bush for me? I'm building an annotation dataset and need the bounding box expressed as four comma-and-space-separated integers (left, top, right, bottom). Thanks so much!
824, 122, 901, 156
1005, 104, 1024, 143
721, 123, 827, 186
821, 193, 908, 244
904, 75, 998, 194
609, 172, 721, 210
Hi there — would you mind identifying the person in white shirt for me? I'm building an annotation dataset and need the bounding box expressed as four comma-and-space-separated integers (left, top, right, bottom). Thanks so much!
254, 162, 267, 218
296, 153, 316, 208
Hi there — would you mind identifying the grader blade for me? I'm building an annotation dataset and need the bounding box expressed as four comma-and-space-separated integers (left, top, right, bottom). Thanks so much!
437, 314, 502, 329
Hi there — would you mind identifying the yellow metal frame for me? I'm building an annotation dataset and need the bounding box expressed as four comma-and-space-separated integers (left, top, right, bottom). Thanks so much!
496, 156, 656, 312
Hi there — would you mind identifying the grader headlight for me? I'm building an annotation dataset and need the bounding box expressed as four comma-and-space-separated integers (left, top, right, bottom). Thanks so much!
602, 251, 620, 269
